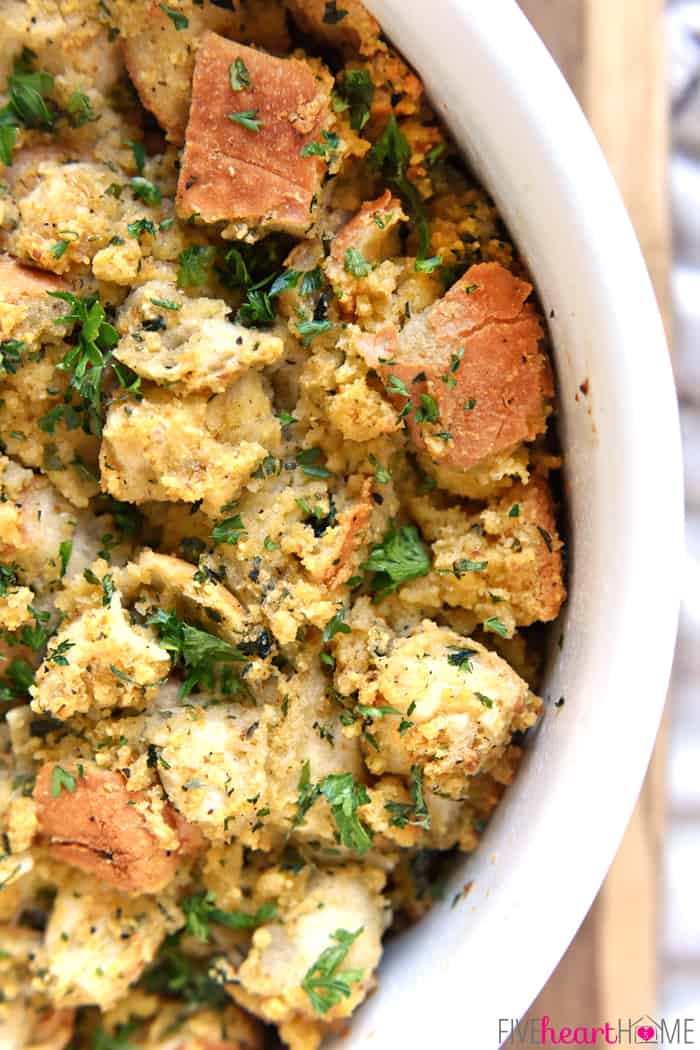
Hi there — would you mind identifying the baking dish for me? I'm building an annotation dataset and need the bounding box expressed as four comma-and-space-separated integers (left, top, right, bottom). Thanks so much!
330, 1, 684, 1046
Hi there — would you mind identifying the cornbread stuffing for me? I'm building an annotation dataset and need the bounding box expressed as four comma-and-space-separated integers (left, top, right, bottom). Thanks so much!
0, 2, 566, 1048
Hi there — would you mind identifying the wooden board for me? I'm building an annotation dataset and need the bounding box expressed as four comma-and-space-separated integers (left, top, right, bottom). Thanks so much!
516, 0, 670, 1034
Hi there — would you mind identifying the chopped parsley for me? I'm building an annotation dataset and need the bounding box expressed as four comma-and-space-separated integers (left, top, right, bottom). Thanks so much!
150, 297, 181, 311
177, 245, 215, 288
322, 608, 351, 643
332, 68, 373, 132
227, 109, 263, 133
146, 609, 246, 697
362, 522, 431, 600
292, 764, 372, 854
58, 539, 72, 578
385, 765, 431, 830
302, 928, 364, 1015
51, 765, 76, 798
40, 291, 120, 437
415, 255, 442, 273
127, 138, 146, 174
229, 57, 251, 92
414, 393, 440, 424
368, 453, 391, 484
130, 175, 161, 205
447, 647, 477, 672
296, 318, 333, 346
159, 4, 189, 29
451, 558, 488, 575
0, 658, 35, 705
67, 89, 95, 127
464, 398, 477, 410
296, 446, 333, 478
300, 131, 340, 161
368, 114, 430, 259
484, 617, 508, 638
344, 247, 372, 277
127, 217, 157, 239
212, 513, 247, 546
0, 339, 24, 375
508, 503, 520, 518
323, 0, 349, 23
237, 288, 275, 326
0, 563, 19, 597
182, 889, 277, 942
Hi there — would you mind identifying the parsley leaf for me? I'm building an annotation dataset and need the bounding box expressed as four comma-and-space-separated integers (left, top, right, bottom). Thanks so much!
212, 513, 247, 546
146, 609, 246, 697
414, 393, 440, 424
237, 288, 275, 326
0, 338, 24, 375
292, 759, 321, 830
296, 318, 333, 346
51, 765, 76, 798
182, 889, 277, 942
368, 453, 391, 484
300, 131, 340, 161
227, 109, 263, 133
159, 3, 189, 29
368, 114, 430, 259
58, 539, 72, 578
385, 765, 431, 830
127, 217, 157, 239
296, 446, 333, 479
130, 175, 161, 205
177, 245, 215, 289
447, 646, 477, 672
229, 57, 251, 92
0, 658, 35, 705
344, 247, 372, 277
484, 617, 508, 638
362, 522, 431, 600
323, 0, 349, 23
322, 608, 351, 643
302, 928, 364, 1014
43, 291, 119, 437
320, 772, 373, 853
332, 69, 373, 132
67, 89, 95, 127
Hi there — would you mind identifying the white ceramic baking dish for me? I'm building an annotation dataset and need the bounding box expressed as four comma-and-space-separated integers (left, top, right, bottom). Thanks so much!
328, 1, 684, 1047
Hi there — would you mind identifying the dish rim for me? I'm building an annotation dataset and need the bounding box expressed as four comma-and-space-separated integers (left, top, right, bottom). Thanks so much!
327, 1, 684, 1046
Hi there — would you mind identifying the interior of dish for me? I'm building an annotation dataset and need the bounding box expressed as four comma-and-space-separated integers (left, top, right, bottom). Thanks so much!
0, 2, 566, 1047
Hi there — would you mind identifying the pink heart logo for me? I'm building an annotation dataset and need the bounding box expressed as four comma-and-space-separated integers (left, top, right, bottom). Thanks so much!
637, 1027, 655, 1043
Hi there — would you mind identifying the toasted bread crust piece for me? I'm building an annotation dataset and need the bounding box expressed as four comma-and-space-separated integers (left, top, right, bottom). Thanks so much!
284, 0, 382, 57
362, 263, 553, 472
325, 190, 406, 316
34, 764, 193, 894
177, 34, 331, 235
0, 254, 68, 300
118, 0, 289, 144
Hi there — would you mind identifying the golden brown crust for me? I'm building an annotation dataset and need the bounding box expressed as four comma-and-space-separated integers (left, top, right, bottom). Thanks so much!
497, 474, 566, 623
0, 254, 68, 300
34, 763, 193, 895
362, 263, 553, 472
321, 477, 374, 588
284, 0, 382, 57
176, 34, 330, 234
325, 190, 406, 317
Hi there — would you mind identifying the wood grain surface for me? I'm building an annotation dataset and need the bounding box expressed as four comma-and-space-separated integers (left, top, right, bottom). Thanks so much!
516, 0, 670, 1035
